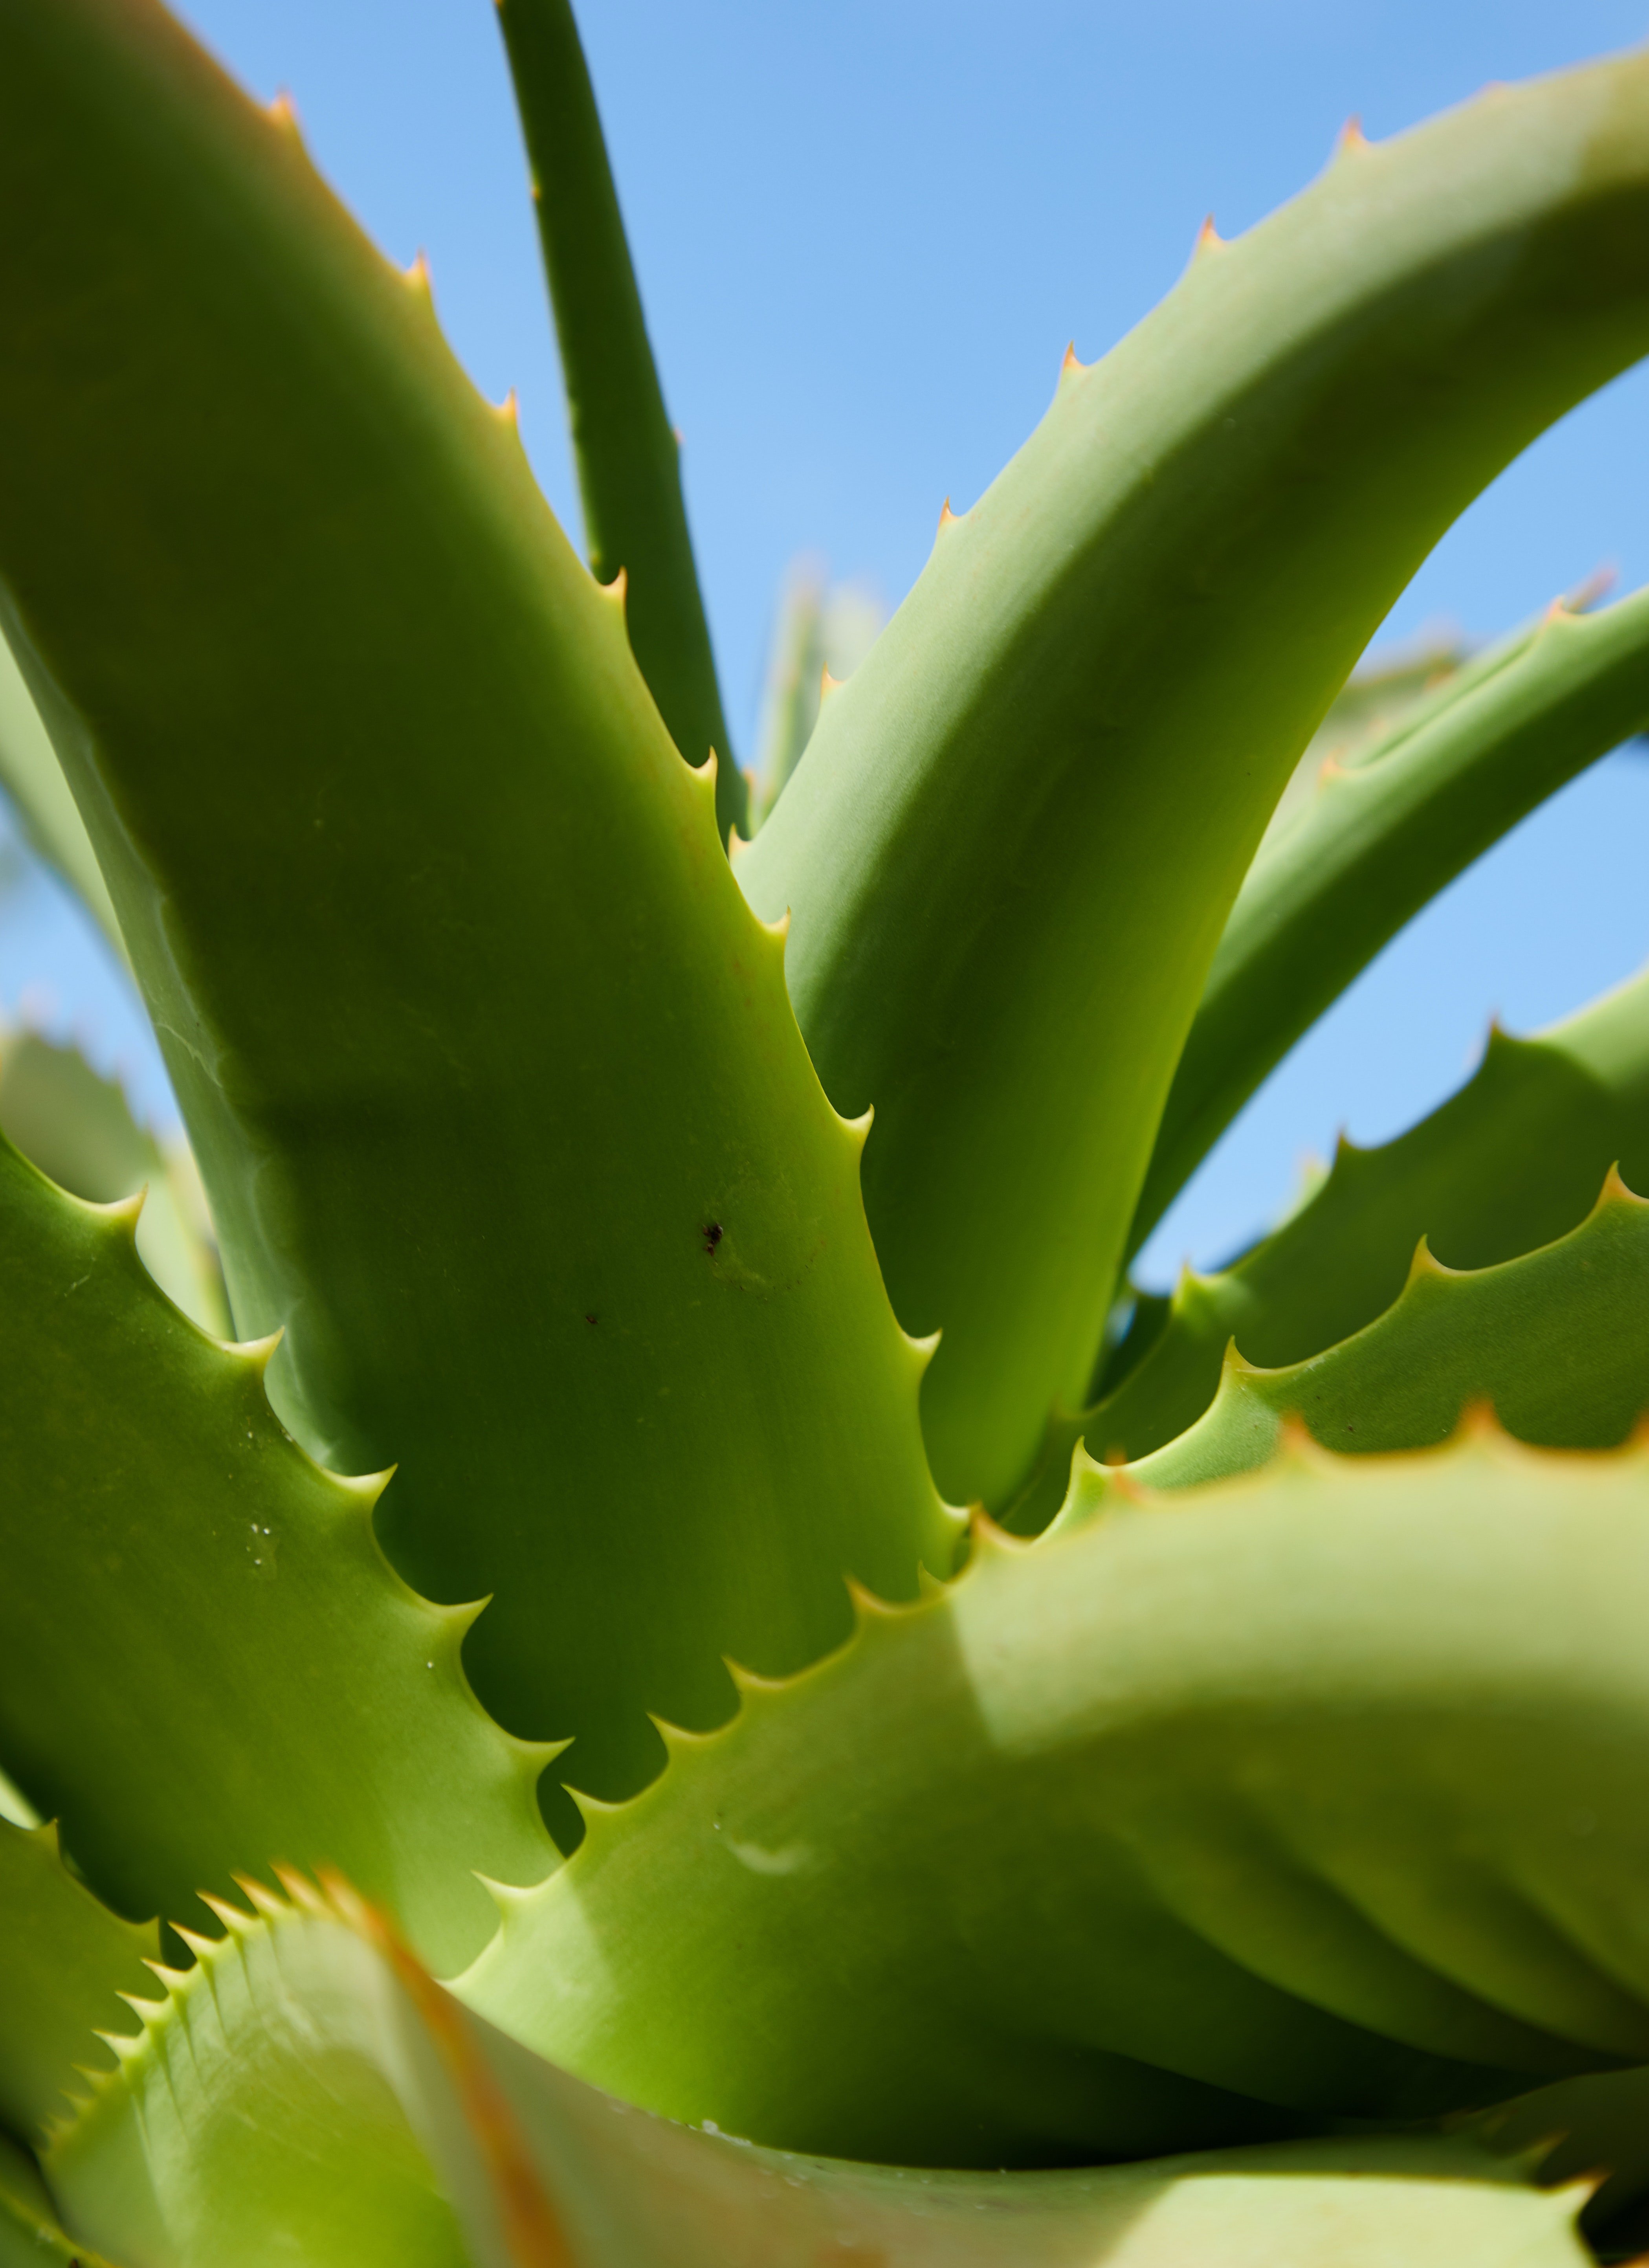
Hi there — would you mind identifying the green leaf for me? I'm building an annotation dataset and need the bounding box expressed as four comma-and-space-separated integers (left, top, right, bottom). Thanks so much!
493, 0, 744, 844
1292, 628, 1468, 771
737, 54, 1649, 1509
0, 1818, 157, 2140
0, 1025, 226, 1334
0, 1132, 555, 1974
1005, 967, 1649, 1526
1252, 581, 1599, 851
1492, 2066, 1649, 2253
0, 2133, 125, 2268
1134, 1169, 1649, 1489
0, 629, 124, 967
1130, 584, 1649, 1252
752, 566, 885, 826
459, 1432, 1649, 2169
0, 0, 954, 1813
41, 1875, 1596, 2268
751, 563, 827, 825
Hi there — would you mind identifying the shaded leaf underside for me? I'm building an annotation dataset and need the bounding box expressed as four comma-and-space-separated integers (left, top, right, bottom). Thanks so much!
458, 1435, 1649, 2180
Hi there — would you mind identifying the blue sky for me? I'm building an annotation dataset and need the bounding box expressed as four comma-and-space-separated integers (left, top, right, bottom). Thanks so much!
8, 0, 1649, 1283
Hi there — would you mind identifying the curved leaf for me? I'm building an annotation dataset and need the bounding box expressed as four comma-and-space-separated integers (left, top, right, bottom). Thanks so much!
0, 1132, 555, 1974
461, 1432, 1649, 2169
1130, 584, 1649, 1252
737, 51, 1649, 1509
493, 0, 743, 841
43, 1876, 1594, 2268
0, 0, 955, 1814
1006, 968, 1649, 1525
1134, 1169, 1649, 1488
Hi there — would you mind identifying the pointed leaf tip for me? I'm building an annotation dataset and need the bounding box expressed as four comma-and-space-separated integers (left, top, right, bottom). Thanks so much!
1453, 1397, 1504, 1444
723, 1655, 787, 1699
1194, 213, 1224, 256
1336, 115, 1370, 154
1405, 1233, 1449, 1284
231, 1872, 288, 1921
1600, 1159, 1637, 1206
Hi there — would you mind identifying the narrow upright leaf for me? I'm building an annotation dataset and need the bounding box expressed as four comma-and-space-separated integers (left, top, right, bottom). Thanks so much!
738, 55, 1649, 1506
494, 0, 744, 842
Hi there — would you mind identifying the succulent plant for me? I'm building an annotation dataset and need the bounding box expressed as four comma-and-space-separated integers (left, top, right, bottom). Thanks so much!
9, 4, 1649, 2262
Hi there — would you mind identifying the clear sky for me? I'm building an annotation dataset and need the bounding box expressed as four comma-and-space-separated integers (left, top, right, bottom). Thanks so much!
6, 0, 1649, 1285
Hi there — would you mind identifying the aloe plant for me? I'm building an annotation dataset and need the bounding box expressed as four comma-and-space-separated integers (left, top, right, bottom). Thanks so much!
10, 5, 1649, 2262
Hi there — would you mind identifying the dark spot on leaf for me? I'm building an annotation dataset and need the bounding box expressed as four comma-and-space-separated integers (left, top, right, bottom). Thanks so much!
703, 1221, 724, 1255
585, 1313, 598, 1326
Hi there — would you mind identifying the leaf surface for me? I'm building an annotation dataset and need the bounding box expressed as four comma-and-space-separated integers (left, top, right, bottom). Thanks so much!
737, 53, 1649, 1507
494, 0, 743, 841
0, 1133, 554, 1973
1130, 584, 1649, 1251
43, 1877, 1594, 2268
0, 0, 954, 1813
463, 1434, 1649, 2169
